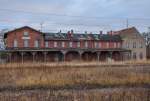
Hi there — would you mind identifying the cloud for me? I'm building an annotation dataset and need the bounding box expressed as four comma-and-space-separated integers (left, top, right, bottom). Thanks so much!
0, 0, 150, 32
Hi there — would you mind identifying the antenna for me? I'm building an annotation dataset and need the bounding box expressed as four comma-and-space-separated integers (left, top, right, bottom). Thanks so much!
126, 19, 129, 28
40, 22, 44, 32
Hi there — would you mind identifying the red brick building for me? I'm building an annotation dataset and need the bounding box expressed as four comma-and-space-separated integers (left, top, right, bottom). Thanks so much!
4, 26, 130, 63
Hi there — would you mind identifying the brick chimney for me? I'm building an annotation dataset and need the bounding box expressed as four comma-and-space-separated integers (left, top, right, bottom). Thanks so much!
67, 31, 72, 39
99, 31, 103, 35
71, 29, 74, 34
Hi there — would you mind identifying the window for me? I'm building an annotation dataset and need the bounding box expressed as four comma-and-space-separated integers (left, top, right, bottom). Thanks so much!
45, 41, 49, 48
23, 31, 29, 36
69, 42, 73, 48
94, 42, 99, 48
54, 42, 57, 47
13, 39, 17, 47
117, 43, 120, 48
139, 42, 143, 48
34, 40, 39, 48
133, 42, 136, 48
99, 43, 101, 48
126, 42, 129, 48
62, 42, 65, 48
77, 42, 80, 48
133, 52, 136, 60
85, 41, 88, 48
24, 40, 29, 47
107, 42, 109, 48
114, 42, 117, 48
139, 52, 143, 59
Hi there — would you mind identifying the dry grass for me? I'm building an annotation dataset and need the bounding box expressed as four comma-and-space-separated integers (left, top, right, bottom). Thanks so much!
0, 62, 149, 89
0, 62, 149, 101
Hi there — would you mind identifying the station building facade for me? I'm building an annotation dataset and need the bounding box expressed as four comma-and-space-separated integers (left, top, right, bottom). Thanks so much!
4, 26, 131, 63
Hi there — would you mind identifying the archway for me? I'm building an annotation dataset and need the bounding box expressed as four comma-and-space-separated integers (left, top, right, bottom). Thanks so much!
47, 51, 63, 62
23, 52, 33, 62
11, 52, 21, 63
35, 52, 44, 62
112, 51, 121, 61
82, 52, 97, 61
99, 51, 109, 62
65, 51, 80, 61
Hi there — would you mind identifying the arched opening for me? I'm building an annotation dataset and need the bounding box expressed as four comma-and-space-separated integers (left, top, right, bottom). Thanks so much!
82, 52, 97, 61
112, 51, 121, 61
35, 52, 44, 62
47, 51, 63, 62
99, 51, 109, 62
11, 52, 21, 63
65, 51, 80, 61
23, 52, 33, 62
92, 52, 98, 61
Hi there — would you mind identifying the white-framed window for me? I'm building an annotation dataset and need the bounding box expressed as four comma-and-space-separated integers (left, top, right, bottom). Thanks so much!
24, 40, 29, 47
13, 39, 18, 47
45, 41, 49, 48
94, 42, 99, 48
107, 42, 109, 48
126, 42, 129, 48
34, 40, 39, 48
85, 41, 88, 48
54, 42, 57, 47
62, 42, 65, 48
77, 42, 80, 48
117, 43, 120, 48
23, 31, 29, 36
139, 42, 143, 48
133, 42, 136, 48
69, 42, 73, 48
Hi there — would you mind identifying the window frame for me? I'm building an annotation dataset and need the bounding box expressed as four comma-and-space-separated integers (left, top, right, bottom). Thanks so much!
13, 39, 18, 47
24, 39, 29, 47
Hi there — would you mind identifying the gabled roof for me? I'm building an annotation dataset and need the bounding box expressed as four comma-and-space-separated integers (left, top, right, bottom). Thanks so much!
117, 27, 140, 35
4, 26, 41, 38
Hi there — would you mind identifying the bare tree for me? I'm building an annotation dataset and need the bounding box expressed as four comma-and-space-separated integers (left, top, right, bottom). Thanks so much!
142, 27, 150, 46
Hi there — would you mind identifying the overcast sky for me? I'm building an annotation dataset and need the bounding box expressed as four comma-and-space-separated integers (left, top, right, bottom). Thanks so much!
0, 0, 150, 33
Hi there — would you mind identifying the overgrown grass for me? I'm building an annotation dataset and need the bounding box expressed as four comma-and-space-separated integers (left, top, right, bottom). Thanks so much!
0, 62, 149, 90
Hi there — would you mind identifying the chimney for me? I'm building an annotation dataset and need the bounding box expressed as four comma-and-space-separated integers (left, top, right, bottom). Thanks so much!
107, 31, 109, 35
67, 31, 72, 39
110, 30, 113, 35
85, 31, 87, 34
107, 31, 113, 35
59, 30, 62, 33
99, 31, 103, 35
71, 29, 74, 34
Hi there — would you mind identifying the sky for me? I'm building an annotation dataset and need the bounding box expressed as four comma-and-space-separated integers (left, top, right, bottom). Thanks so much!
0, 0, 150, 33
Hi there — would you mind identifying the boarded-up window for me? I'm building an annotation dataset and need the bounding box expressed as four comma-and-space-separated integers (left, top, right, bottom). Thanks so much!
13, 39, 17, 47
